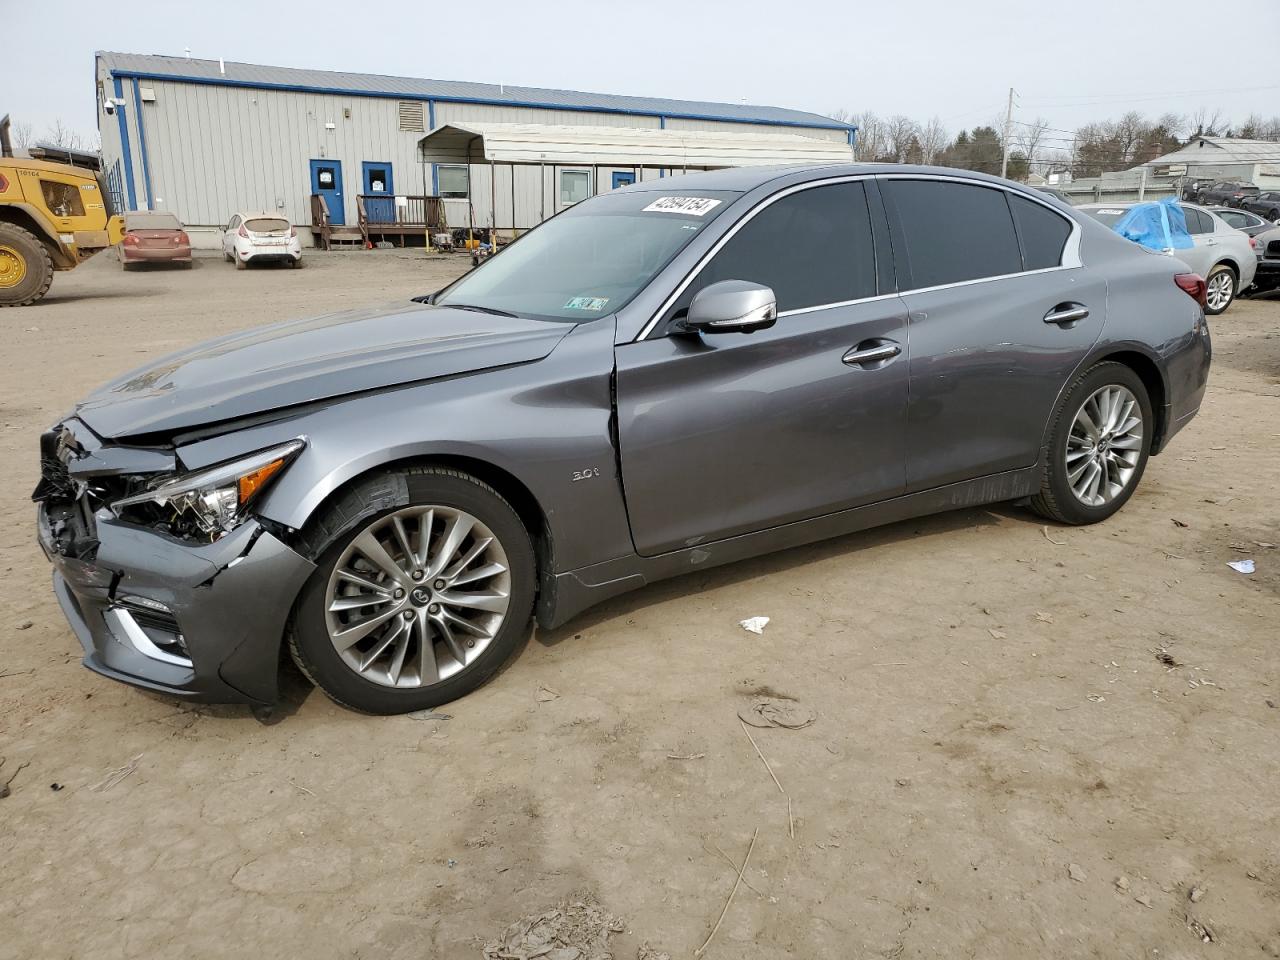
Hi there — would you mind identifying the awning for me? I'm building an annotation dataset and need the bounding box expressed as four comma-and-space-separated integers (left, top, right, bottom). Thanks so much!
417, 121, 854, 169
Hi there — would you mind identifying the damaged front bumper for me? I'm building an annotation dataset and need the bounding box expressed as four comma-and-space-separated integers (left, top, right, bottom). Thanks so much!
34, 420, 315, 706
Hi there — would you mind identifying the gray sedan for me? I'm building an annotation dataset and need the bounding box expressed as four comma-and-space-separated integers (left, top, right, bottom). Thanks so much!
34, 165, 1211, 714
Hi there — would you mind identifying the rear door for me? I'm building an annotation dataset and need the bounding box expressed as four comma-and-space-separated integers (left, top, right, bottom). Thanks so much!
615, 179, 909, 556
880, 177, 1105, 491
1176, 206, 1216, 276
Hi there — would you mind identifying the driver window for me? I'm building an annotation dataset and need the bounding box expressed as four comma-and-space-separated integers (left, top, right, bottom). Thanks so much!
661, 181, 877, 332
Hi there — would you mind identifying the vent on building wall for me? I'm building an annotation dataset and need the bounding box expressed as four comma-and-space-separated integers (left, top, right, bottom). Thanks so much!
398, 101, 425, 132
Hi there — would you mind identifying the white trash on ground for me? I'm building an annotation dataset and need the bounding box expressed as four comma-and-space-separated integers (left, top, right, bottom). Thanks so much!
1227, 559, 1255, 574
739, 616, 770, 635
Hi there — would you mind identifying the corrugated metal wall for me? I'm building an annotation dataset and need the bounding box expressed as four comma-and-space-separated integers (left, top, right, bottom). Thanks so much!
99, 61, 846, 236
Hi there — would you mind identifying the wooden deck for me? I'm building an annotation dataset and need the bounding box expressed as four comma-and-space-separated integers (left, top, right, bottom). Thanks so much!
310, 194, 447, 250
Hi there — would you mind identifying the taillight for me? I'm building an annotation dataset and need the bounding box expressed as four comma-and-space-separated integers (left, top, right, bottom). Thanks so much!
289, 226, 296, 238
122, 232, 139, 245
175, 231, 189, 245
238, 225, 249, 238
1249, 236, 1258, 250
1174, 273, 1207, 309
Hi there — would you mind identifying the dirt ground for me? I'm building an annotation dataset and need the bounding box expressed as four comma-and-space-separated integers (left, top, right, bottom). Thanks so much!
1, 250, 1278, 959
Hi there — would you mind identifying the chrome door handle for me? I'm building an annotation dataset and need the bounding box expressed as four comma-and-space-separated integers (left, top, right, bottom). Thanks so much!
842, 343, 901, 366
1043, 304, 1089, 326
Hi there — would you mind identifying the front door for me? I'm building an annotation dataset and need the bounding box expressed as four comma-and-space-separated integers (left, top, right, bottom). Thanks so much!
879, 177, 1105, 491
362, 161, 394, 224
611, 171, 636, 190
310, 160, 345, 226
616, 180, 909, 557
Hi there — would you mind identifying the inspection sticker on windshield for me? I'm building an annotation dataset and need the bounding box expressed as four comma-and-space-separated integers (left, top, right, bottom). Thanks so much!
564, 296, 610, 311
642, 196, 722, 216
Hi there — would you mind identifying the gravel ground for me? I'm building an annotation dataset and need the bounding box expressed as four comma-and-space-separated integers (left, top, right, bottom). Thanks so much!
1, 250, 1278, 959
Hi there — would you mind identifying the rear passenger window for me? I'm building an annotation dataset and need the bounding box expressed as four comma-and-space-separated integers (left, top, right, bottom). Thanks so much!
1009, 194, 1071, 270
1181, 207, 1211, 234
693, 181, 877, 314
884, 180, 1022, 290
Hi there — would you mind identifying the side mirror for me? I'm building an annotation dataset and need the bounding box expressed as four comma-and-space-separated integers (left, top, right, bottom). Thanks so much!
680, 280, 777, 335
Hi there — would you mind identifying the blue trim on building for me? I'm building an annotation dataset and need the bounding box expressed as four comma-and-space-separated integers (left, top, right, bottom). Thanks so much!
111, 77, 138, 210
107, 69, 857, 133
131, 78, 154, 208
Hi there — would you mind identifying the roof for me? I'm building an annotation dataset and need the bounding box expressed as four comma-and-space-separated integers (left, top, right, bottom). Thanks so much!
97, 51, 853, 132
418, 122, 855, 168
1146, 137, 1280, 166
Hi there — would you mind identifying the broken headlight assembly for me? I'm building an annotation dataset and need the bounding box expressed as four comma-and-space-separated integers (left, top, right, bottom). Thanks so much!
111, 439, 305, 539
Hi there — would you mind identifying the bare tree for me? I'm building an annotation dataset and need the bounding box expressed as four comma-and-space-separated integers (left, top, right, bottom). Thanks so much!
828, 108, 853, 125
851, 111, 887, 162
10, 120, 33, 151
43, 119, 85, 151
885, 115, 920, 163
1014, 116, 1050, 163
918, 117, 949, 164
1188, 107, 1226, 138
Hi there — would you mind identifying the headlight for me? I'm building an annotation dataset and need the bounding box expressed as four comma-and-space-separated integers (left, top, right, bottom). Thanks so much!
111, 439, 305, 537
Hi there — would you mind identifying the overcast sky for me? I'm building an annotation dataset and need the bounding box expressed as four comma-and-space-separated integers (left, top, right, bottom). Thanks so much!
3, 0, 1278, 147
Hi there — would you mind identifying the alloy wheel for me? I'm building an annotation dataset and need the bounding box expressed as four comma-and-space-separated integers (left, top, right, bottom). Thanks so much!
1065, 384, 1144, 507
1206, 271, 1234, 312
324, 506, 512, 688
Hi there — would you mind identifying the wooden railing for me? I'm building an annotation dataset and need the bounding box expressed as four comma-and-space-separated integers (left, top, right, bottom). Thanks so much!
310, 194, 333, 250
357, 194, 446, 239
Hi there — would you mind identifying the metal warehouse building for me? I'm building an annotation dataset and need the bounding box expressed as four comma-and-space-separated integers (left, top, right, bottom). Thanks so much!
95, 51, 856, 246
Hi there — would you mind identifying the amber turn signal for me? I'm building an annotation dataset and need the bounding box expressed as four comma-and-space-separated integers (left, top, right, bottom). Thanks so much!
237, 457, 287, 505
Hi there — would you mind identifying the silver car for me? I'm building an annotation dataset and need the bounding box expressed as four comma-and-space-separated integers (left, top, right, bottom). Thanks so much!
1079, 202, 1256, 314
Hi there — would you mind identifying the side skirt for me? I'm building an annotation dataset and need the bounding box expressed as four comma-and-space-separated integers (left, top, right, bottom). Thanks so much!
538, 466, 1039, 629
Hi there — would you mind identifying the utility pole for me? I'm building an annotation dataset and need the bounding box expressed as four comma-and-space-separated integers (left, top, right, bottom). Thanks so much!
1000, 86, 1016, 180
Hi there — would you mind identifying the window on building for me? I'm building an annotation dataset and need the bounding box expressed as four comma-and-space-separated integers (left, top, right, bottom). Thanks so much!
438, 165, 469, 200
1008, 194, 1071, 270
692, 181, 878, 314
560, 170, 592, 206
40, 180, 85, 218
398, 101, 425, 132
884, 179, 1022, 290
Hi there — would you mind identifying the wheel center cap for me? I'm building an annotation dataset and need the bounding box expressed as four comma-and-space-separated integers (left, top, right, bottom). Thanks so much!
410, 587, 432, 607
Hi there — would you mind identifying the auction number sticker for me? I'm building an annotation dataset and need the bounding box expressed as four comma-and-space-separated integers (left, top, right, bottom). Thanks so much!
642, 196, 722, 216
564, 296, 610, 311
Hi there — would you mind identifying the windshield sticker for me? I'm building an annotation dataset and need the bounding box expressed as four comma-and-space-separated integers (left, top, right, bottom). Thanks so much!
642, 196, 723, 216
564, 296, 610, 311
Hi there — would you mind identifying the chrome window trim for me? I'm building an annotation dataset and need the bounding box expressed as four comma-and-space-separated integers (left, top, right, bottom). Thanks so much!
635, 172, 1084, 341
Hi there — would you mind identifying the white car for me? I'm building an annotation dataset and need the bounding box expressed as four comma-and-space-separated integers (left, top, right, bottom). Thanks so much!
221, 212, 303, 269
1079, 201, 1256, 315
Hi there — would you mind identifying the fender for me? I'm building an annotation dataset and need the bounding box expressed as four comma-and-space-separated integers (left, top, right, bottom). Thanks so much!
174, 316, 636, 578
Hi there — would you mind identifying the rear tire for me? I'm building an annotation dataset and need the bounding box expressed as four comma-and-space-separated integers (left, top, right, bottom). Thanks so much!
1204, 264, 1236, 315
1030, 361, 1152, 526
288, 467, 536, 714
0, 223, 54, 307
235, 257, 246, 270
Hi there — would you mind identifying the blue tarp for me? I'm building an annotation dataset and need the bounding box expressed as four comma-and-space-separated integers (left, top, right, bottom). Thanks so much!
1112, 197, 1193, 252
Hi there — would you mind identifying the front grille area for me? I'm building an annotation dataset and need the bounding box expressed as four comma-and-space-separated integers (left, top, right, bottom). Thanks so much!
1267, 239, 1280, 259
34, 426, 102, 560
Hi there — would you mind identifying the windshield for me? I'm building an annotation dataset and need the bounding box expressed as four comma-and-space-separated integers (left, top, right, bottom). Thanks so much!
125, 212, 181, 230
435, 190, 737, 321
245, 217, 290, 234
1082, 207, 1129, 227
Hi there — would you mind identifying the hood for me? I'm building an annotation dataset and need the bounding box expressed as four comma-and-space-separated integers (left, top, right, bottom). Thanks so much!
75, 303, 573, 439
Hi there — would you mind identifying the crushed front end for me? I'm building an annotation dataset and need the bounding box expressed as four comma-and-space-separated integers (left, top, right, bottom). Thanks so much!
33, 419, 315, 705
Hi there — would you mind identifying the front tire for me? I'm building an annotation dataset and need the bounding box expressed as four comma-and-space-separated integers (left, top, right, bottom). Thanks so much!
1205, 264, 1236, 315
289, 467, 536, 713
0, 222, 53, 307
1031, 362, 1152, 526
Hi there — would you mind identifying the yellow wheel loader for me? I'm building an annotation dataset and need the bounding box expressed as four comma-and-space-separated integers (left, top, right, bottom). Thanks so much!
0, 115, 124, 307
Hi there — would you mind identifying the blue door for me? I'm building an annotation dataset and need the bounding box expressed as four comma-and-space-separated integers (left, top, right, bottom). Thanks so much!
612, 170, 636, 190
362, 161, 394, 224
310, 159, 345, 226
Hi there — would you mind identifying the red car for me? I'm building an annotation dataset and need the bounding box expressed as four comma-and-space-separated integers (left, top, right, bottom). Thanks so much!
118, 211, 192, 269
